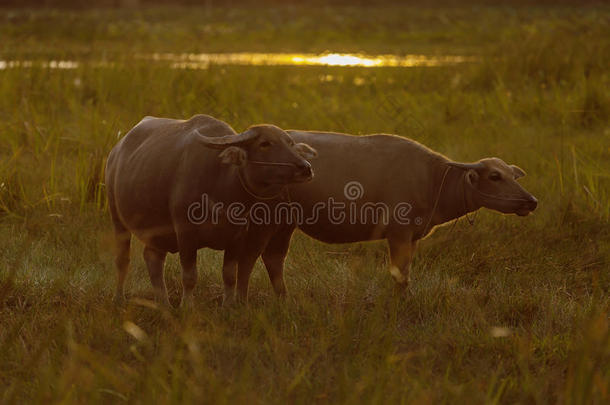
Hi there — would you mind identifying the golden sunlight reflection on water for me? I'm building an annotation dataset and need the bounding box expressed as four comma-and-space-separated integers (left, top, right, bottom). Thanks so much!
0, 52, 472, 70
151, 52, 472, 69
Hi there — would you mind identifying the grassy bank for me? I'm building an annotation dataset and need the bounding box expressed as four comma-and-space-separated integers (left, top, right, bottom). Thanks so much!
1, 5, 608, 56
1, 4, 609, 404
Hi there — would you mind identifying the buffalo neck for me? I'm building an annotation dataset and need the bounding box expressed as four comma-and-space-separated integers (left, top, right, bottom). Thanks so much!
431, 166, 474, 227
214, 166, 250, 202
233, 167, 287, 201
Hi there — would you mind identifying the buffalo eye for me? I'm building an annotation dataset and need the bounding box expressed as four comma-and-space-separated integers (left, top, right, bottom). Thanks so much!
259, 141, 272, 149
489, 172, 502, 181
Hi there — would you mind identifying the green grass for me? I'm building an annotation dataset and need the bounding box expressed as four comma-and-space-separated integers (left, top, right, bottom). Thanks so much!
1, 4, 609, 404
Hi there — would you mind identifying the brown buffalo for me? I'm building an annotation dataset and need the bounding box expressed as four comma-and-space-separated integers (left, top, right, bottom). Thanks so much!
105, 115, 316, 306
259, 130, 537, 293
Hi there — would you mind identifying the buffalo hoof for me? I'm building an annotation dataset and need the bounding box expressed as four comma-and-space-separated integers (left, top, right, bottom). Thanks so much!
151, 290, 172, 310
222, 293, 237, 308
393, 281, 413, 296
223, 292, 249, 307
113, 294, 126, 307
273, 286, 288, 299
180, 295, 194, 310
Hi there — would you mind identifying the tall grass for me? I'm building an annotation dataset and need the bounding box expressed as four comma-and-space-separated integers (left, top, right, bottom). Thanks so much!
0, 4, 609, 404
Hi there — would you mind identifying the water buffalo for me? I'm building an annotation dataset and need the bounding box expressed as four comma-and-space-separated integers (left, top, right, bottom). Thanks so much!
260, 130, 537, 293
105, 115, 316, 306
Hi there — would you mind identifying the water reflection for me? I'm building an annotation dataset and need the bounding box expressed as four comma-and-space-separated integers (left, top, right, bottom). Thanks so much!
152, 52, 472, 69
0, 52, 472, 70
0, 60, 79, 70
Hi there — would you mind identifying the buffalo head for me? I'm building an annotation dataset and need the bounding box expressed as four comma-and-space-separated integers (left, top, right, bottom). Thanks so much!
196, 124, 316, 197
448, 158, 537, 216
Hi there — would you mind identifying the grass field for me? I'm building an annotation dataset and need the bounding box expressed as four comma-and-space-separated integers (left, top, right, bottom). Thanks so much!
1, 4, 609, 403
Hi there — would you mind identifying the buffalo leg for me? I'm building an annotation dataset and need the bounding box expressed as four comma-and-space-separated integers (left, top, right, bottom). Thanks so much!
109, 191, 131, 305
143, 246, 169, 306
235, 230, 273, 302
222, 248, 239, 305
235, 252, 259, 303
113, 228, 131, 305
261, 227, 295, 297
178, 248, 198, 308
388, 237, 418, 287
176, 229, 200, 308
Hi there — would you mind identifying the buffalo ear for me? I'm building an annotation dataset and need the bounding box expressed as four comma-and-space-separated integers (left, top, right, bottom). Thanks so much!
511, 164, 526, 179
294, 143, 317, 159
219, 146, 247, 167
466, 169, 479, 185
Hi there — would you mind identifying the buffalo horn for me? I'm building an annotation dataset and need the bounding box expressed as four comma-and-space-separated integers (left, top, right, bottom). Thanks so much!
194, 127, 260, 149
447, 161, 484, 170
